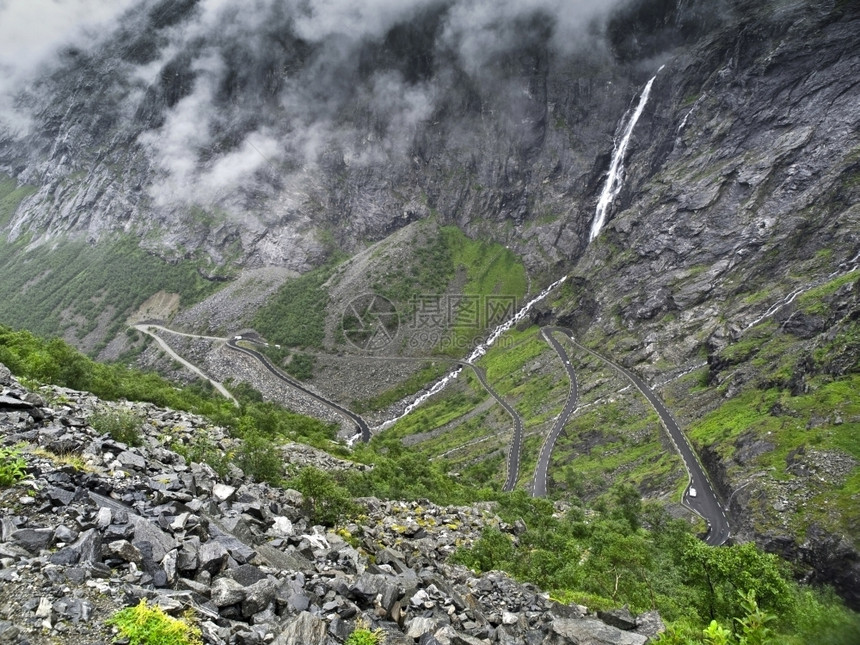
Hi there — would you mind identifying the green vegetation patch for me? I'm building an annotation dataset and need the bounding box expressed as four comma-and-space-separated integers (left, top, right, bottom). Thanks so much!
385, 372, 487, 444
106, 599, 202, 645
446, 225, 527, 298
452, 492, 860, 645
368, 223, 527, 354
252, 262, 339, 349
89, 407, 144, 446
0, 235, 220, 354
482, 328, 546, 384
0, 174, 36, 228
796, 270, 859, 315
549, 402, 672, 500
372, 224, 454, 303
0, 446, 27, 487
691, 367, 860, 543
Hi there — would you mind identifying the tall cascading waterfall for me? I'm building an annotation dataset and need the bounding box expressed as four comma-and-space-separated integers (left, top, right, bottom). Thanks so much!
588, 67, 663, 241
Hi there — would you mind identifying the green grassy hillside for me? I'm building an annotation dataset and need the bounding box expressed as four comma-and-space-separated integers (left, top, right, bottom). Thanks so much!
0, 236, 221, 355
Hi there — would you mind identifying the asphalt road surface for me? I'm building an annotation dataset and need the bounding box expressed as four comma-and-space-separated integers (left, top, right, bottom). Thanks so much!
226, 339, 370, 442
556, 328, 730, 546
463, 363, 525, 492
134, 324, 238, 406
532, 327, 580, 498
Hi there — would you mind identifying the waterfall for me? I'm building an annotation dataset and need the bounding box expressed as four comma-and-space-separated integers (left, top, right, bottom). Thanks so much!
589, 68, 663, 242
743, 251, 860, 333
374, 276, 567, 432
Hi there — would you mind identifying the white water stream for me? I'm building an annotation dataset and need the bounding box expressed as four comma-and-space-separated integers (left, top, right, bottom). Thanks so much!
373, 276, 567, 432
589, 67, 663, 241
742, 250, 860, 332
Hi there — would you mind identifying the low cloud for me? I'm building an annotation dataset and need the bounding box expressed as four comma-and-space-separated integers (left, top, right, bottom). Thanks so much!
2, 0, 625, 206
0, 0, 136, 134
442, 0, 615, 72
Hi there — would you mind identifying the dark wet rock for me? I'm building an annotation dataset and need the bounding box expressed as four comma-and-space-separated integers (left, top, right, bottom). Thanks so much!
0, 394, 34, 411
232, 564, 268, 587
213, 535, 256, 565
241, 579, 276, 617
10, 528, 54, 553
198, 540, 230, 575
131, 515, 177, 563
598, 606, 637, 631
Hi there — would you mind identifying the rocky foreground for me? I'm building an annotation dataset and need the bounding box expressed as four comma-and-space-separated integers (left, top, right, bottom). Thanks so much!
0, 363, 663, 645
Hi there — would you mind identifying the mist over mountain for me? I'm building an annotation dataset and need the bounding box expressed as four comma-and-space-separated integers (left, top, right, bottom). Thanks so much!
0, 0, 734, 268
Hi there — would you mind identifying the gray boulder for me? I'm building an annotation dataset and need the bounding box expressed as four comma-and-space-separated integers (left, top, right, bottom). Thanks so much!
272, 612, 332, 645
546, 618, 648, 645
10, 528, 54, 553
212, 577, 247, 608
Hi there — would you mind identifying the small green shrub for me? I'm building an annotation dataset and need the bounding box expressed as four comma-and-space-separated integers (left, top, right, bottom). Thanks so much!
90, 408, 144, 446
105, 599, 202, 645
290, 466, 357, 527
171, 430, 231, 478
234, 432, 283, 485
345, 619, 386, 645
0, 446, 27, 486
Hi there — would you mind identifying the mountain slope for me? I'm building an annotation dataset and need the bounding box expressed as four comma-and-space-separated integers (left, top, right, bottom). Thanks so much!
0, 0, 858, 610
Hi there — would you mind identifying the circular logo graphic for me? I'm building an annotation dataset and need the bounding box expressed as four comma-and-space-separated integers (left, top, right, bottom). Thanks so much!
341, 293, 399, 351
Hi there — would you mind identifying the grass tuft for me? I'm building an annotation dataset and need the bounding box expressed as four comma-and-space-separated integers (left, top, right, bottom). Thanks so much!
106, 599, 202, 645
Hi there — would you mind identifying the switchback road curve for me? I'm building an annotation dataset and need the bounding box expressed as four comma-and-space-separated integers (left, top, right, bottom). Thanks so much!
533, 327, 580, 498
134, 324, 239, 406
226, 338, 370, 442
555, 328, 730, 546
462, 363, 524, 493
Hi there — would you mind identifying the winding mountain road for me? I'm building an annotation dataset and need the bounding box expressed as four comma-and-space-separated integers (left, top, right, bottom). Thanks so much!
134, 324, 370, 441
136, 320, 728, 544
226, 338, 371, 442
462, 363, 524, 492
133, 324, 238, 406
533, 327, 580, 498
554, 328, 730, 546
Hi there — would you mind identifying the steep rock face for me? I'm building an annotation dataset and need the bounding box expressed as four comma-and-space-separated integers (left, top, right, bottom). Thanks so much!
564, 0, 859, 349
0, 0, 735, 271
550, 0, 860, 606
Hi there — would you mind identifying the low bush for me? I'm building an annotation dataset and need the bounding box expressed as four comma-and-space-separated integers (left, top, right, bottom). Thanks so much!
105, 599, 202, 645
290, 466, 357, 527
89, 408, 143, 446
0, 446, 27, 486
234, 432, 283, 485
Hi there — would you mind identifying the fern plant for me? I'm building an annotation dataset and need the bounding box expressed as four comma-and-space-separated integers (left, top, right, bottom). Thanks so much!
0, 446, 27, 486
